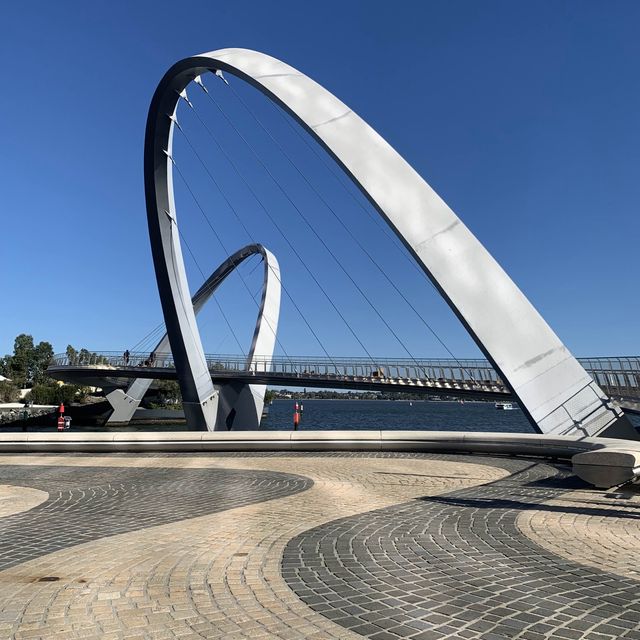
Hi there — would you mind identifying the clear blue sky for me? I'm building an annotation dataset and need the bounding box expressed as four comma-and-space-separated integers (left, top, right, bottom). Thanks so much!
1, 0, 638, 360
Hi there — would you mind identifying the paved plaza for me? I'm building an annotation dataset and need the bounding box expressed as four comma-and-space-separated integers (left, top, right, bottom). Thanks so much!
0, 453, 638, 640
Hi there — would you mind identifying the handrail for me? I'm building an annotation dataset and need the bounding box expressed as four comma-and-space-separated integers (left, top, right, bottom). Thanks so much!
47, 352, 640, 399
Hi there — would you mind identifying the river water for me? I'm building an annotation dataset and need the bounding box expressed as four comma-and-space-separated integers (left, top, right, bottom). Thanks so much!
3, 399, 638, 432
262, 399, 640, 432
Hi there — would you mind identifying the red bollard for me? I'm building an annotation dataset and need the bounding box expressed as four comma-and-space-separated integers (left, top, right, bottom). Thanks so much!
57, 402, 65, 432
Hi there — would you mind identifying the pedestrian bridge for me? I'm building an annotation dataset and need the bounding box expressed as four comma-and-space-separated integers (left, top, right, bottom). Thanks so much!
47, 352, 640, 408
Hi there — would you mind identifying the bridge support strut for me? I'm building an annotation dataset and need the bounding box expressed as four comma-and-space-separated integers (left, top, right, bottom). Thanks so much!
107, 244, 280, 430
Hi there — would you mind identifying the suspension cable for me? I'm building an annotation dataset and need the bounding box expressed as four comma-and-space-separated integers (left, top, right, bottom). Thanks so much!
171, 119, 323, 367
221, 77, 472, 373
187, 88, 380, 362
196, 80, 429, 368
175, 225, 247, 358
128, 321, 167, 355
170, 149, 299, 365
174, 106, 348, 365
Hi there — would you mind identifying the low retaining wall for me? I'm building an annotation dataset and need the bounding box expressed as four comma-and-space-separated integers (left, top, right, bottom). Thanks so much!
0, 431, 638, 489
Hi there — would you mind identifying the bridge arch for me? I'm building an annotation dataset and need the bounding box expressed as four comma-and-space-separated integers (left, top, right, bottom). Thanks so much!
146, 48, 633, 437
106, 243, 281, 428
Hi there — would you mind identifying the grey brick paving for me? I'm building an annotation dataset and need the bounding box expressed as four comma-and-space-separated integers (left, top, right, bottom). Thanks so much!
1, 452, 638, 640
0, 464, 312, 572
283, 458, 640, 640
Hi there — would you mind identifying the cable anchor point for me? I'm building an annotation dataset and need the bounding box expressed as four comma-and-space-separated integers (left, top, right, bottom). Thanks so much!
167, 113, 183, 131
162, 149, 176, 165
214, 69, 229, 85
194, 75, 209, 94
178, 88, 194, 108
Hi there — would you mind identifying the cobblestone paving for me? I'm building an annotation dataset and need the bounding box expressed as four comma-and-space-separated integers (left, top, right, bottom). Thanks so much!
518, 487, 640, 582
0, 453, 638, 640
0, 484, 48, 518
283, 458, 640, 640
0, 464, 312, 571
0, 453, 503, 640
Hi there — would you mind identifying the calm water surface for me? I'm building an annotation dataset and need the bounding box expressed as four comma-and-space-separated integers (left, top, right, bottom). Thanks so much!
5, 399, 639, 432
263, 399, 640, 432
262, 399, 526, 431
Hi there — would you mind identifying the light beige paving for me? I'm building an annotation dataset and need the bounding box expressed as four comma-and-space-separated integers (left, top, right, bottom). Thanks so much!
0, 454, 507, 640
0, 484, 48, 518
517, 485, 640, 581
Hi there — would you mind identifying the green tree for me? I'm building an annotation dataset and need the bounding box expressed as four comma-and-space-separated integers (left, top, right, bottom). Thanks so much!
4, 335, 54, 387
66, 345, 78, 364
24, 383, 85, 405
0, 381, 20, 403
32, 341, 53, 384
156, 380, 182, 406
8, 334, 34, 386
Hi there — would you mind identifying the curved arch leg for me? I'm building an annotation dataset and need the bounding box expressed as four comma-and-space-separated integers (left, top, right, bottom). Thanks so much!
216, 383, 266, 430
106, 245, 280, 430
146, 49, 633, 438
105, 379, 153, 425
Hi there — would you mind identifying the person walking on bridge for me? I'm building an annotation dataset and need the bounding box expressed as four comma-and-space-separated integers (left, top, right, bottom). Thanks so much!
124, 349, 130, 365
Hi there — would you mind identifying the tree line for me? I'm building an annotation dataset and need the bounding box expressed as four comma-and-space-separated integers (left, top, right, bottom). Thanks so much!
0, 334, 92, 405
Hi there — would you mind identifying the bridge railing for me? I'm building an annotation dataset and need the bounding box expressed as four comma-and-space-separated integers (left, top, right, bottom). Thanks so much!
51, 351, 178, 369
49, 352, 503, 390
579, 357, 640, 400
48, 352, 640, 398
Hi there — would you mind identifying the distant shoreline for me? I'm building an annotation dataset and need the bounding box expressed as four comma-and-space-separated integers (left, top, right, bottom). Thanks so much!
272, 398, 489, 404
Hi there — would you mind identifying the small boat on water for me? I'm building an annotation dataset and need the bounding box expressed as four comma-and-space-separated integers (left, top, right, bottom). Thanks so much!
495, 402, 517, 410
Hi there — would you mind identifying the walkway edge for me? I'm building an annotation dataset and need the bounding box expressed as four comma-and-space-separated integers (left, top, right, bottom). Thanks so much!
1, 430, 639, 488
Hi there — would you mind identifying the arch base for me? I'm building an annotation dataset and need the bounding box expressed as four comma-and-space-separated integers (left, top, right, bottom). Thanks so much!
598, 415, 638, 440
215, 383, 265, 431
105, 382, 265, 431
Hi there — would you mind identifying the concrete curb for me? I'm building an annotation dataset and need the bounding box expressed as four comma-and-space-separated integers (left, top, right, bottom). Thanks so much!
1, 430, 639, 488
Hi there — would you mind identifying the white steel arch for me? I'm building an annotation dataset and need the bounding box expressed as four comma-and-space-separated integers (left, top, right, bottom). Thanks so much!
145, 48, 633, 437
106, 244, 280, 429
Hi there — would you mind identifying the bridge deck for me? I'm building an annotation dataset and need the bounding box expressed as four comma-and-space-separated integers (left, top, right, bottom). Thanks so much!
47, 352, 640, 405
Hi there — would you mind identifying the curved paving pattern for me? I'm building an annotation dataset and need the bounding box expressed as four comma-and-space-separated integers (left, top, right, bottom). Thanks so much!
0, 453, 504, 640
0, 484, 48, 518
1, 453, 639, 640
518, 488, 640, 582
0, 464, 311, 572
283, 458, 640, 640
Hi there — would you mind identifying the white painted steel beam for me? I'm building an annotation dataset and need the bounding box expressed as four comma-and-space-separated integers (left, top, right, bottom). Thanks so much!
107, 244, 280, 430
145, 48, 634, 438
